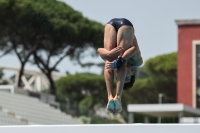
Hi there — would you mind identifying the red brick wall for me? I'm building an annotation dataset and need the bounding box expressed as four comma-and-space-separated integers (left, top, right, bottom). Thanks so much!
177, 25, 200, 107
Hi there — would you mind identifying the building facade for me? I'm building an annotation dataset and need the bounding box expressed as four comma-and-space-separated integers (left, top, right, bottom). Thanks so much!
176, 19, 200, 108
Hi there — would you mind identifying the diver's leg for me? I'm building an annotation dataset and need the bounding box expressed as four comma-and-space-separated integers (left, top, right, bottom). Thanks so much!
104, 24, 117, 112
114, 25, 134, 115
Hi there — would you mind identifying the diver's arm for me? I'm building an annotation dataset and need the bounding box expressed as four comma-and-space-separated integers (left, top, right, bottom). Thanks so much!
97, 46, 124, 60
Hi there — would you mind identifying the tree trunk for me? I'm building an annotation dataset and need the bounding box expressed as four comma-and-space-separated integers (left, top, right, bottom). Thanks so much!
17, 62, 25, 87
46, 71, 56, 95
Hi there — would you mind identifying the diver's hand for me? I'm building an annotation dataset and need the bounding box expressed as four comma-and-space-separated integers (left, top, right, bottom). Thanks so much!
108, 47, 124, 57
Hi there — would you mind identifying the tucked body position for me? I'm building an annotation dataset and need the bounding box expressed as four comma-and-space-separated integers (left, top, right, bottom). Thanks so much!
97, 18, 143, 115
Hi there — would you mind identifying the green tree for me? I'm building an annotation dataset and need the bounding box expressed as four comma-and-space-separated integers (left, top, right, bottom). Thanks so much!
0, 0, 42, 87
55, 73, 108, 115
126, 52, 177, 104
0, 38, 12, 58
0, 69, 8, 85
29, 0, 104, 95
0, 69, 4, 80
0, 0, 104, 94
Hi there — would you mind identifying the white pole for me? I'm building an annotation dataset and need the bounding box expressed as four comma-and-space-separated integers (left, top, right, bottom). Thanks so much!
158, 93, 163, 123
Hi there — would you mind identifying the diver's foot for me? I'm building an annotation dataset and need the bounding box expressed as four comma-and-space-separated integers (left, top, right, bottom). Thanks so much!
113, 97, 122, 115
107, 97, 115, 113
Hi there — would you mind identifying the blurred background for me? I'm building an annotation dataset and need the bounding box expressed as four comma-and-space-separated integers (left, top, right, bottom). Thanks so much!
0, 0, 200, 125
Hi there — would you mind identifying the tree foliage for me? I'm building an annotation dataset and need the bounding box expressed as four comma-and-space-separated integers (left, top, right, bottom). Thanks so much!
55, 73, 111, 116
125, 52, 177, 104
0, 69, 4, 80
0, 69, 8, 85
0, 0, 104, 94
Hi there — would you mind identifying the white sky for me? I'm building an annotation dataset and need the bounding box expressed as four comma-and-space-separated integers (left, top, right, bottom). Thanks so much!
1, 0, 200, 76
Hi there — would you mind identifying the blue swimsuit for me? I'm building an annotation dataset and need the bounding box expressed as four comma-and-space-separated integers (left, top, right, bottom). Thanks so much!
107, 18, 133, 32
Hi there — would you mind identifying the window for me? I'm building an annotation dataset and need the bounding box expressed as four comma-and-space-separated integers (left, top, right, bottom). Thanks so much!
196, 45, 200, 108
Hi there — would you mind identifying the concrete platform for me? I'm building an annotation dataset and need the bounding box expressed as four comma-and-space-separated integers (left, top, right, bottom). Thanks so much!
0, 124, 200, 133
